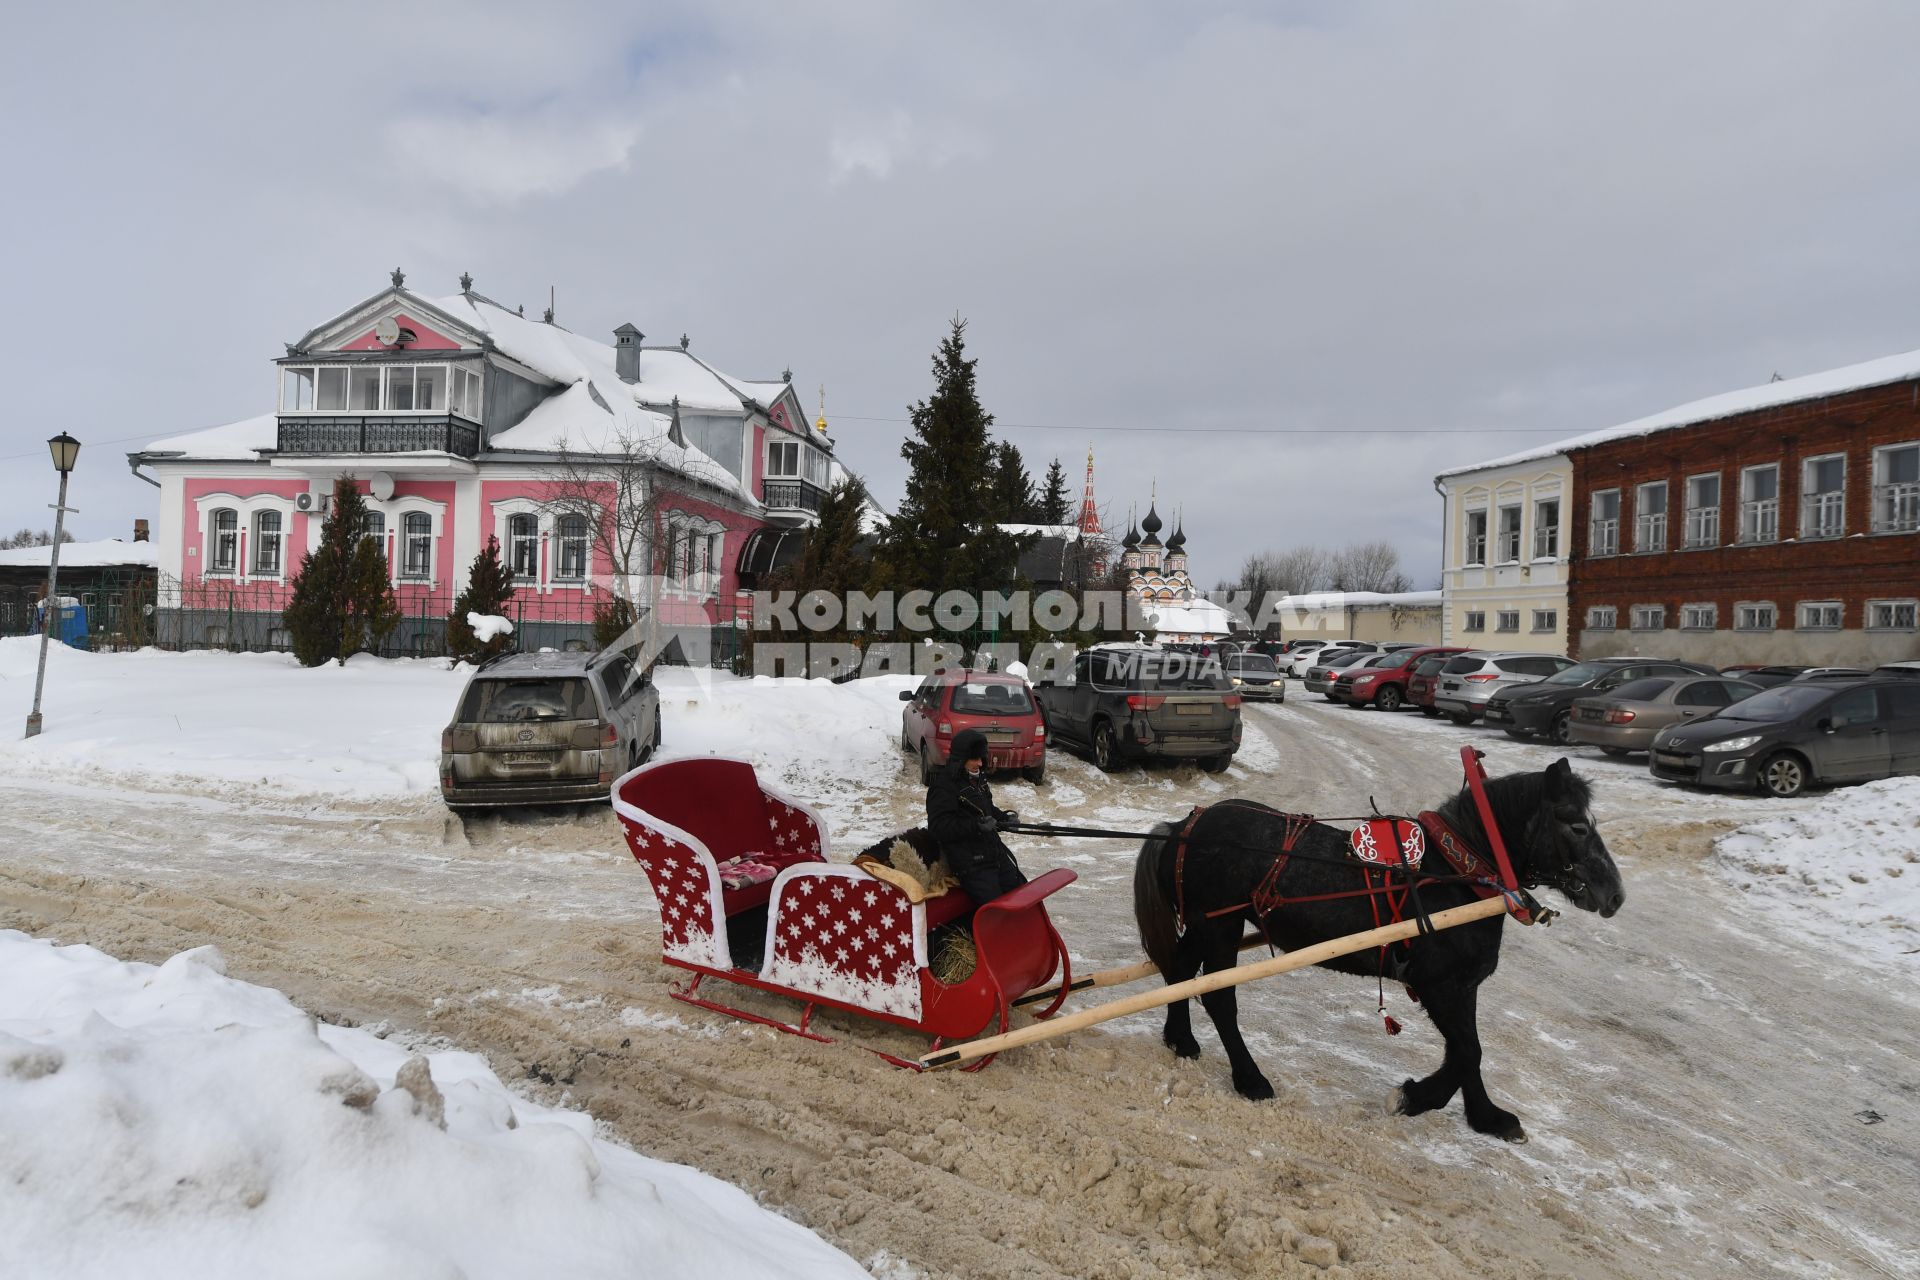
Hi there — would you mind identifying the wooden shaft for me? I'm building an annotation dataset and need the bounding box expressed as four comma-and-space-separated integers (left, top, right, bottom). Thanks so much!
922, 896, 1509, 1069
1012, 931, 1267, 1008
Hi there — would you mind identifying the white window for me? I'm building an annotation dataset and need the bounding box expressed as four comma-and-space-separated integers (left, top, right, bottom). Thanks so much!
415, 366, 447, 412
767, 441, 800, 478
252, 510, 283, 576
1796, 600, 1843, 631
1463, 610, 1485, 632
280, 363, 461, 415
1464, 510, 1488, 565
1532, 498, 1560, 558
1631, 604, 1666, 631
1740, 464, 1779, 543
803, 446, 830, 486
1683, 473, 1720, 548
281, 367, 315, 411
1801, 455, 1845, 539
450, 366, 483, 419
1590, 489, 1620, 557
316, 367, 349, 411
1634, 481, 1668, 553
1680, 602, 1717, 631
1531, 609, 1557, 633
507, 513, 539, 578
556, 515, 590, 581
1496, 505, 1522, 562
1734, 602, 1776, 631
1872, 442, 1920, 533
402, 513, 433, 579
1496, 609, 1520, 633
1867, 599, 1918, 630
349, 366, 382, 411
362, 510, 385, 543
210, 508, 238, 573
1587, 606, 1617, 631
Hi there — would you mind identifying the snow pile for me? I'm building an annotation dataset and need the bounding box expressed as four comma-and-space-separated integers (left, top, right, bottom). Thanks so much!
467, 612, 513, 643
1714, 776, 1920, 978
0, 538, 159, 569
0, 930, 867, 1280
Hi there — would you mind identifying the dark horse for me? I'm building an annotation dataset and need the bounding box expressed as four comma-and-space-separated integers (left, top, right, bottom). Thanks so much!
1132, 757, 1623, 1142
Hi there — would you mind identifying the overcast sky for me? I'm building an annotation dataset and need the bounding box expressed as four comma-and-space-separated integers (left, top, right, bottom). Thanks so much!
5, 1, 1920, 589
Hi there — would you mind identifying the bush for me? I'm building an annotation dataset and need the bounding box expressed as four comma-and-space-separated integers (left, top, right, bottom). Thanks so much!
284, 478, 402, 667
446, 536, 516, 664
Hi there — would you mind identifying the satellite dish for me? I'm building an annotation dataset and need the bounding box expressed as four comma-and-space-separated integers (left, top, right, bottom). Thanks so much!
374, 316, 401, 346
368, 472, 396, 502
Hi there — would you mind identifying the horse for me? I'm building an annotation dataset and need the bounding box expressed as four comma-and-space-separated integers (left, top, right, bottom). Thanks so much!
1131, 756, 1623, 1142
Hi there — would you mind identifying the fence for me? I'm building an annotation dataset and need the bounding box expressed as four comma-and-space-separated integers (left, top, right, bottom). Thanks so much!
0, 568, 157, 652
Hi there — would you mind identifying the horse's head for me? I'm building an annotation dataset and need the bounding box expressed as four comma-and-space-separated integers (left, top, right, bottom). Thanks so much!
1519, 758, 1624, 918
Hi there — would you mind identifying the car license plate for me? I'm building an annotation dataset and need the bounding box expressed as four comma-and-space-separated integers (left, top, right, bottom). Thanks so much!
503, 751, 554, 764
1485, 708, 1507, 721
1441, 681, 1459, 691
1176, 703, 1210, 716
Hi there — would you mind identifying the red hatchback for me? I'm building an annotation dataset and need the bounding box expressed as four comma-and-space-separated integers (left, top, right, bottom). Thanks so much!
900, 672, 1049, 784
1330, 645, 1469, 711
1405, 651, 1455, 717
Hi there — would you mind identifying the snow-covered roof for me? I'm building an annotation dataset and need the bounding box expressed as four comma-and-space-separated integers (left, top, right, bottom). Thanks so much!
0, 538, 159, 569
140, 413, 277, 461
1275, 590, 1442, 610
1147, 597, 1234, 636
1000, 523, 1083, 541
1439, 343, 1920, 479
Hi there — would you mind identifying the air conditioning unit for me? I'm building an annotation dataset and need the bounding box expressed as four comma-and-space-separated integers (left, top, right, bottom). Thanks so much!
295, 491, 330, 514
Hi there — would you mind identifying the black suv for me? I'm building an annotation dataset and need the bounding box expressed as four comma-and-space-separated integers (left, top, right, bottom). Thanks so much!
1484, 657, 1715, 746
1035, 645, 1242, 772
1650, 677, 1920, 797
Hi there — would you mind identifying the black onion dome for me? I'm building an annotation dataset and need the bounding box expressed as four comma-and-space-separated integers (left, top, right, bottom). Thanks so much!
1166, 519, 1186, 552
1122, 520, 1140, 549
1140, 503, 1163, 536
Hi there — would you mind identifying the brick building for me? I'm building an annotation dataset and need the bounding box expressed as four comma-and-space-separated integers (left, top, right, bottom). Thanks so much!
1566, 351, 1920, 667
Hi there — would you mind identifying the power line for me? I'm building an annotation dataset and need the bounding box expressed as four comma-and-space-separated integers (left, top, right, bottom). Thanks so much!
832, 415, 1565, 435
0, 431, 157, 463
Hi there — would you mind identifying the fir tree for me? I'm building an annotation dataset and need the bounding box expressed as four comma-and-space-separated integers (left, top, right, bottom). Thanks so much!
988, 441, 1037, 523
446, 536, 516, 664
1038, 458, 1071, 525
283, 478, 401, 667
876, 318, 1030, 606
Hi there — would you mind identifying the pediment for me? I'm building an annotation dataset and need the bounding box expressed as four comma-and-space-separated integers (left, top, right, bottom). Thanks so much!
291, 288, 485, 356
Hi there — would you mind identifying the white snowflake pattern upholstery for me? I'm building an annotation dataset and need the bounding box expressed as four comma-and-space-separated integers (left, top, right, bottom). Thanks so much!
761, 866, 923, 1021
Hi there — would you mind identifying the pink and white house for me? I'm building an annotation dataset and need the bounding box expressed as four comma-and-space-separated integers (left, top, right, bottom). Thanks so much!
130, 271, 839, 655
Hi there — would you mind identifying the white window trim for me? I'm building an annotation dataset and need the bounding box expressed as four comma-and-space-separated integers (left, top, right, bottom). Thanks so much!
191, 492, 296, 584
389, 495, 448, 588
1680, 602, 1717, 631
487, 497, 600, 593
1800, 453, 1847, 539
1462, 610, 1486, 632
1587, 606, 1617, 631
1795, 599, 1844, 631
1630, 604, 1667, 632
279, 361, 473, 416
1590, 488, 1621, 557
1733, 601, 1777, 632
662, 510, 728, 598
1870, 441, 1920, 534
1462, 506, 1489, 567
1682, 471, 1722, 549
1495, 505, 1523, 565
1634, 481, 1669, 554
1738, 463, 1782, 544
1530, 609, 1558, 634
1532, 497, 1562, 561
1865, 598, 1919, 631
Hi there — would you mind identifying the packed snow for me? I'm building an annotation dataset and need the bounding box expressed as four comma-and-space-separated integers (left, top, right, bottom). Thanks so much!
0, 538, 158, 569
467, 612, 514, 643
0, 930, 869, 1280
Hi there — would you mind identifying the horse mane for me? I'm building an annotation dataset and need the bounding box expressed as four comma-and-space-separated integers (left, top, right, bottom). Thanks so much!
1435, 764, 1591, 866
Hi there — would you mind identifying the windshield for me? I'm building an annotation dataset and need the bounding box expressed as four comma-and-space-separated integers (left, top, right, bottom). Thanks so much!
1375, 650, 1418, 671
1228, 655, 1277, 674
1326, 651, 1373, 669
1544, 661, 1610, 686
950, 681, 1034, 714
460, 677, 595, 722
1719, 684, 1835, 722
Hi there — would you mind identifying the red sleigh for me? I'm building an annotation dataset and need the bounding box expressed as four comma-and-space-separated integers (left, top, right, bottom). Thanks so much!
612, 756, 1076, 1068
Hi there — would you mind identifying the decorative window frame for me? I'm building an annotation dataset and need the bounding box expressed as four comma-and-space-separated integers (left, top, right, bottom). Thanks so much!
387, 494, 448, 588
487, 497, 599, 593
1495, 503, 1523, 564
1733, 601, 1777, 632
192, 492, 296, 584
1462, 506, 1489, 567
1682, 471, 1722, 549
1531, 495, 1562, 560
1679, 602, 1717, 631
661, 510, 729, 599
1589, 488, 1621, 557
1737, 462, 1781, 544
1462, 610, 1486, 633
1633, 480, 1669, 554
1495, 609, 1520, 633
1530, 608, 1558, 634
1586, 606, 1617, 631
1630, 604, 1667, 632
1799, 453, 1847, 540
1795, 599, 1844, 632
1865, 598, 1918, 631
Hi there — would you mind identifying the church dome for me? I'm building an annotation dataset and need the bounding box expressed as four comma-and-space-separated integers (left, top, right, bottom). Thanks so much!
1140, 503, 1163, 536
1166, 519, 1186, 552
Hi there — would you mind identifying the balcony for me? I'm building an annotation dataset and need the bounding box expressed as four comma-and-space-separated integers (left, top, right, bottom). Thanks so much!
276, 415, 481, 457
1801, 491, 1845, 539
1873, 481, 1920, 533
761, 477, 828, 514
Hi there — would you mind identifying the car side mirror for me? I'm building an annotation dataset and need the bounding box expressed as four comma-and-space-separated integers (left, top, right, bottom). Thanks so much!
898, 690, 914, 702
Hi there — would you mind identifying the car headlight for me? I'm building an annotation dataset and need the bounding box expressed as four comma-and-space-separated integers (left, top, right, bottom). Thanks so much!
1353, 675, 1377, 684
1231, 677, 1243, 685
1701, 735, 1763, 753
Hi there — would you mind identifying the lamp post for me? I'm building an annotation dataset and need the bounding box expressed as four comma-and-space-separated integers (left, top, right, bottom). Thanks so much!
24, 432, 81, 739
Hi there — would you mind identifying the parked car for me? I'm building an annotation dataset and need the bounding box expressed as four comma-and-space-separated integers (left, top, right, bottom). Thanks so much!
1720, 664, 1809, 689
1286, 640, 1377, 678
1035, 644, 1242, 772
1430, 651, 1575, 725
900, 670, 1048, 784
1874, 661, 1920, 679
1650, 677, 1920, 798
1329, 645, 1469, 711
1484, 658, 1717, 746
1304, 648, 1385, 698
1790, 667, 1873, 682
440, 649, 660, 808
1405, 652, 1454, 716
1223, 651, 1287, 702
1568, 675, 1764, 755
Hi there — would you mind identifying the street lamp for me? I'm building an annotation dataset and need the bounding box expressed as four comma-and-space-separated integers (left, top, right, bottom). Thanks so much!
24, 433, 81, 739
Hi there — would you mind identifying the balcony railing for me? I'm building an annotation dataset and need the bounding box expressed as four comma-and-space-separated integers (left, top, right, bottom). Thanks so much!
761, 477, 828, 513
1634, 513, 1667, 553
1739, 498, 1778, 543
1683, 509, 1719, 548
1589, 518, 1619, 557
1873, 481, 1920, 533
277, 414, 481, 458
1801, 490, 1845, 539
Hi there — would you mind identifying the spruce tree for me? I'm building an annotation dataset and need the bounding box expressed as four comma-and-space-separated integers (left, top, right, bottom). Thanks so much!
1038, 458, 1071, 524
446, 536, 516, 663
283, 478, 401, 667
988, 441, 1037, 523
877, 319, 1029, 607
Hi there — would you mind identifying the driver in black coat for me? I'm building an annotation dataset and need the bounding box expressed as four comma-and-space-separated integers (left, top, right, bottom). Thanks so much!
926, 728, 1029, 907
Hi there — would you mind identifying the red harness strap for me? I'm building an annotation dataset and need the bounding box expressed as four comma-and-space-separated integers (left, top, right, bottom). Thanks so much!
1177, 804, 1315, 931
1171, 804, 1210, 932
1416, 809, 1534, 925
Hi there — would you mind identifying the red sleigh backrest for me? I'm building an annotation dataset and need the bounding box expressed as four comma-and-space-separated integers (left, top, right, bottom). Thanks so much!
620, 757, 771, 862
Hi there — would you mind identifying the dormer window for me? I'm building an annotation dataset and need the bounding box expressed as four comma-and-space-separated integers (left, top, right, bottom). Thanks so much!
279, 363, 479, 418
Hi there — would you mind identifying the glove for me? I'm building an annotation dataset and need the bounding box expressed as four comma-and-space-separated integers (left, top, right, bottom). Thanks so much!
995, 811, 1020, 832
976, 815, 999, 835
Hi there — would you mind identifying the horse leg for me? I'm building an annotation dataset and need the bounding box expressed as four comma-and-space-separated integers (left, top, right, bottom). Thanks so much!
1394, 980, 1524, 1142
1159, 930, 1206, 1059
1196, 930, 1274, 1101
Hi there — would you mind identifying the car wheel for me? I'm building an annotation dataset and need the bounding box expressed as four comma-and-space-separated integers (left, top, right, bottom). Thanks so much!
919, 743, 936, 786
1550, 711, 1573, 747
1092, 721, 1121, 773
1375, 687, 1403, 712
1448, 711, 1475, 726
1600, 746, 1631, 758
1023, 760, 1046, 785
1758, 751, 1809, 798
652, 717, 662, 751
902, 725, 914, 753
1200, 753, 1232, 774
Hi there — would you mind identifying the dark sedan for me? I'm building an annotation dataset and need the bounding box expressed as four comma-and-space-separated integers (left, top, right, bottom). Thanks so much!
1484, 658, 1716, 746
1650, 678, 1920, 797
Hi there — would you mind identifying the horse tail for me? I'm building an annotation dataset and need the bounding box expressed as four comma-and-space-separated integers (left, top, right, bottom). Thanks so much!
1133, 820, 1182, 978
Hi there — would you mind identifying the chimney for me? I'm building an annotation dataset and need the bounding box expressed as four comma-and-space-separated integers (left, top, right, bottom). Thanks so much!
133, 519, 150, 543
614, 323, 644, 383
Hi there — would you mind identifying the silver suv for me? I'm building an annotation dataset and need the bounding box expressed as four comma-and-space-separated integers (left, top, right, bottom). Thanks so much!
440, 649, 660, 807
1430, 650, 1574, 725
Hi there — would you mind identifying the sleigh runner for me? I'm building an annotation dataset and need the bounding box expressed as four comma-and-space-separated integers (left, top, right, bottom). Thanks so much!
613, 756, 1075, 1068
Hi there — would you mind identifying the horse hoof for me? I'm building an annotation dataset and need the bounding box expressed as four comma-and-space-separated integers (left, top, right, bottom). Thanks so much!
1503, 1127, 1529, 1145
1235, 1077, 1275, 1102
1165, 1034, 1201, 1060
1388, 1086, 1408, 1116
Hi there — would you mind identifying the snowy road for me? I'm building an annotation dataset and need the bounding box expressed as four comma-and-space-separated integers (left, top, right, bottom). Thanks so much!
3, 692, 1916, 1279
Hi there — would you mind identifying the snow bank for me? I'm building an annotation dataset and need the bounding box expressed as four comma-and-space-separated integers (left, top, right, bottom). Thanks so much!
0, 930, 866, 1280
1714, 776, 1920, 979
0, 538, 158, 569
467, 612, 513, 643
